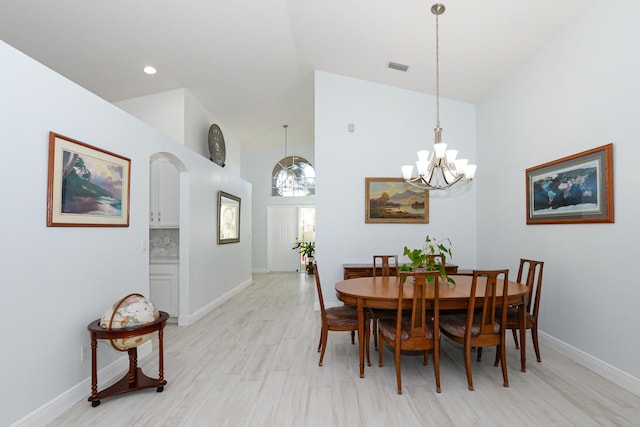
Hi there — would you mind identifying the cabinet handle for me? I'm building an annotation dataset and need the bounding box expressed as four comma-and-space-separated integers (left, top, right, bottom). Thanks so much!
150, 212, 154, 221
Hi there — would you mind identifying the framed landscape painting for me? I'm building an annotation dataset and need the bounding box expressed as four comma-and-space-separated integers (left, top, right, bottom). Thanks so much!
47, 132, 131, 227
218, 191, 241, 244
365, 177, 429, 223
525, 143, 614, 224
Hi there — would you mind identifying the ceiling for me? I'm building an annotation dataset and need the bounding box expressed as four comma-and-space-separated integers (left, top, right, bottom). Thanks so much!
1, 0, 595, 153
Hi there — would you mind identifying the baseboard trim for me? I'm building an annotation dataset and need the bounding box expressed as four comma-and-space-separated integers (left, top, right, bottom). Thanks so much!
539, 331, 640, 396
178, 277, 253, 326
12, 342, 152, 427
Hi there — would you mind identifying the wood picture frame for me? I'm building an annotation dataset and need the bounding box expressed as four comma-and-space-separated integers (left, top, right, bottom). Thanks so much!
218, 191, 241, 244
525, 143, 614, 224
47, 132, 131, 227
365, 177, 429, 223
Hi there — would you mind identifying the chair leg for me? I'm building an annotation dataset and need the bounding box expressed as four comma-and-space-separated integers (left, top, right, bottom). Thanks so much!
378, 330, 384, 367
434, 338, 441, 393
365, 321, 371, 367
500, 342, 509, 387
494, 345, 500, 367
532, 324, 541, 362
318, 327, 329, 366
317, 326, 324, 352
463, 342, 474, 391
351, 330, 355, 345
395, 344, 403, 395
477, 347, 483, 362
512, 328, 519, 349
373, 318, 378, 351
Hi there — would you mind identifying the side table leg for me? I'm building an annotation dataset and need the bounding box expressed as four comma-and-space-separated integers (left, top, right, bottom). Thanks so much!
128, 348, 138, 384
90, 333, 98, 400
157, 324, 166, 391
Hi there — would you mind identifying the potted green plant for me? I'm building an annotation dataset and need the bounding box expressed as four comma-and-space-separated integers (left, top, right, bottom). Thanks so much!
400, 235, 455, 286
293, 241, 315, 274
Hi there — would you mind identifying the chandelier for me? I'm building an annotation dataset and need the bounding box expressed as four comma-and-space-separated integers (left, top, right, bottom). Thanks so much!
276, 124, 297, 191
402, 3, 476, 191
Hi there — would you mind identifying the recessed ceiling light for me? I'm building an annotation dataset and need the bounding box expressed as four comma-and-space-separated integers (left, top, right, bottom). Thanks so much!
143, 65, 157, 75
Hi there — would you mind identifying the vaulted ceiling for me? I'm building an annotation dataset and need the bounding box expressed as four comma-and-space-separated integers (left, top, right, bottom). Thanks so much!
1, 0, 595, 153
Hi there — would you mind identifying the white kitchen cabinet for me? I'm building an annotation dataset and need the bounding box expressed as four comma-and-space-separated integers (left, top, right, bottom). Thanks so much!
150, 158, 179, 228
149, 261, 179, 318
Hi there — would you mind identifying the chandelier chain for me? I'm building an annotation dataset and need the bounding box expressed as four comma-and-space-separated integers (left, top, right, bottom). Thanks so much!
435, 9, 440, 129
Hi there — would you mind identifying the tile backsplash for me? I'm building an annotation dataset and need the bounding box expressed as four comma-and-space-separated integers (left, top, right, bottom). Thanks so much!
150, 228, 179, 258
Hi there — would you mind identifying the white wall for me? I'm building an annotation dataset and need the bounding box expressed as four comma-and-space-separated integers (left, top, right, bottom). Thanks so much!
116, 89, 242, 172
476, 0, 640, 383
115, 89, 186, 144
0, 41, 252, 426
314, 71, 478, 304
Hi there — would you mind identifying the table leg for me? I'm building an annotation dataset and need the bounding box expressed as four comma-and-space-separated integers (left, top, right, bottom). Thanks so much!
90, 333, 98, 400
357, 298, 365, 378
519, 302, 527, 372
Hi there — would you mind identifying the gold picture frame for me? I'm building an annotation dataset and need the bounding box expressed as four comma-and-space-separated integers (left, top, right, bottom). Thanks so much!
365, 177, 429, 223
47, 132, 131, 227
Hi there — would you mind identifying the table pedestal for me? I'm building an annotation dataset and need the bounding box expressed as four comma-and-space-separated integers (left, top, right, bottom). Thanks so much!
87, 311, 169, 407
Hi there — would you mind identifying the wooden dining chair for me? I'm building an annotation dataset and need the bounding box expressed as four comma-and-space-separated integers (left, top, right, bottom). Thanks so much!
377, 271, 441, 394
369, 255, 399, 350
497, 259, 544, 364
440, 269, 510, 391
314, 261, 370, 367
372, 255, 398, 278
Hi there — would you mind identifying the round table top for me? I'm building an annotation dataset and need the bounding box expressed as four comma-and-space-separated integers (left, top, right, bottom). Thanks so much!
87, 311, 170, 338
335, 275, 529, 309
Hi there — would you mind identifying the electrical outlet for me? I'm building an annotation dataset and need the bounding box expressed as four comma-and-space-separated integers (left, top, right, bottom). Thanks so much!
80, 345, 89, 362
164, 236, 170, 244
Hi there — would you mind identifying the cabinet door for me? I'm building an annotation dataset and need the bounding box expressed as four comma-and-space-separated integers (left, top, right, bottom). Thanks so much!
150, 158, 179, 228
149, 274, 174, 315
150, 263, 179, 316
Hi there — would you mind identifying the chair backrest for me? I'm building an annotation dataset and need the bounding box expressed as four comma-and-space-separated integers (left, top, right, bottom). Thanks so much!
426, 254, 445, 267
467, 269, 509, 339
397, 271, 440, 343
372, 255, 398, 277
313, 261, 327, 322
517, 259, 544, 318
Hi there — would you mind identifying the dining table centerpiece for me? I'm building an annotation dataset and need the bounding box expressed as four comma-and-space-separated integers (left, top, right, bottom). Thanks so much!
400, 235, 455, 286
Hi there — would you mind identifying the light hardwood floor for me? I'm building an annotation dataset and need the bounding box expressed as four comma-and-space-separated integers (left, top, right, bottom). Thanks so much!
50, 272, 640, 426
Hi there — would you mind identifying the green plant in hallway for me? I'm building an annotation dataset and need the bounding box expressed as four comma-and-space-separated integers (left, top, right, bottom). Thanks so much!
293, 241, 315, 274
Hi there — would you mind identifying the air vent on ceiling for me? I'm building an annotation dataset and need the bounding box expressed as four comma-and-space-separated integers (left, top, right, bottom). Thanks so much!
388, 61, 409, 72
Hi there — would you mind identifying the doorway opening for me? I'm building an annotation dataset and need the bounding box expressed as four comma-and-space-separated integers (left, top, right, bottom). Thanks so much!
267, 205, 315, 272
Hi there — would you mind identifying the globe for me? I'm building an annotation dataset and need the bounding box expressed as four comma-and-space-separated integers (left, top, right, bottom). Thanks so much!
100, 293, 160, 351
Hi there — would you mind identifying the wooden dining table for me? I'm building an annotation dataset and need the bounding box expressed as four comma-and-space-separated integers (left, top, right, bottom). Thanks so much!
335, 274, 530, 378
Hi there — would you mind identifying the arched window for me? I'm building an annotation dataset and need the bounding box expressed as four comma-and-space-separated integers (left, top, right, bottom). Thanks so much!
272, 156, 316, 197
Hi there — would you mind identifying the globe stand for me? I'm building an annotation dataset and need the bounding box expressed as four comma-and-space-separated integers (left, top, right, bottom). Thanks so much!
86, 311, 169, 407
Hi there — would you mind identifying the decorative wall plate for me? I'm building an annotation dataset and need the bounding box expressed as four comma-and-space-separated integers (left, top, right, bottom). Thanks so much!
208, 124, 226, 167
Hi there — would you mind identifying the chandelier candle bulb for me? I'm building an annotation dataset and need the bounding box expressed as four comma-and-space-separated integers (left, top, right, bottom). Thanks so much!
402, 165, 414, 180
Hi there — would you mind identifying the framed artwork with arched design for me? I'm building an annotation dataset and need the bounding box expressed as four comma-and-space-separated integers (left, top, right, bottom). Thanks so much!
217, 191, 240, 244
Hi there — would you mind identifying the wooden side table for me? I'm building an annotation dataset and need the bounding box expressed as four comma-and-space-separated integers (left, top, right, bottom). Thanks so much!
86, 311, 169, 407
343, 263, 458, 279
